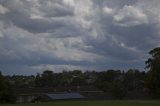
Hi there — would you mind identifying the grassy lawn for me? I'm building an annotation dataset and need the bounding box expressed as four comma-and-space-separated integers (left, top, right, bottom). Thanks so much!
1, 100, 160, 106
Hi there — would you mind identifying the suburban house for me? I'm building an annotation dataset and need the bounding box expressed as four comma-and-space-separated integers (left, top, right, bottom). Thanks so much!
16, 92, 85, 103
15, 86, 107, 103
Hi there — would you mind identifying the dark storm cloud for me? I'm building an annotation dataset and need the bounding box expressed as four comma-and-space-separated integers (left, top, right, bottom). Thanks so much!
0, 0, 160, 74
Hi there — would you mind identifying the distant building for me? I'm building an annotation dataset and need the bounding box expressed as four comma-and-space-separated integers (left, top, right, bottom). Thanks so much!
16, 92, 85, 103
17, 93, 43, 103
15, 86, 105, 103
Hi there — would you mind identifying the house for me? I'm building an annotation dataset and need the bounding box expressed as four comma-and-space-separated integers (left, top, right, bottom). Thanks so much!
15, 86, 104, 103
16, 93, 43, 103
15, 87, 86, 103
16, 92, 85, 103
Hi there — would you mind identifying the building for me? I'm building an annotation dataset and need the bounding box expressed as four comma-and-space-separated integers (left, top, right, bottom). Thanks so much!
15, 86, 105, 103
16, 92, 85, 103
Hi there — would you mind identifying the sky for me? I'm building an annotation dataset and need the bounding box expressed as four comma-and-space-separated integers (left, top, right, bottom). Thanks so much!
0, 0, 160, 75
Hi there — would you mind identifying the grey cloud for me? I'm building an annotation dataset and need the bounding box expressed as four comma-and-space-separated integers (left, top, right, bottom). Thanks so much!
1, 0, 74, 33
113, 5, 148, 27
38, 0, 74, 17
8, 14, 66, 33
92, 0, 137, 9
0, 0, 160, 74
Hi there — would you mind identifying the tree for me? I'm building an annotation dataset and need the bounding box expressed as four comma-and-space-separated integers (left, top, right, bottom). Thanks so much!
35, 73, 42, 87
110, 80, 127, 99
41, 70, 55, 87
95, 70, 121, 92
0, 72, 16, 103
145, 47, 160, 98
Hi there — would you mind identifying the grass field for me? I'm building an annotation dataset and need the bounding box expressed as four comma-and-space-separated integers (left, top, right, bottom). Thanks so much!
1, 100, 160, 106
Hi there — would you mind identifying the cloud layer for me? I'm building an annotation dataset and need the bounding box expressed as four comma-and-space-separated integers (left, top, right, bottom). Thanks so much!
0, 0, 160, 75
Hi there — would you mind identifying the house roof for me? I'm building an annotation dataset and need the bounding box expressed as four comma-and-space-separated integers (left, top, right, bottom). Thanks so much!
46, 93, 85, 100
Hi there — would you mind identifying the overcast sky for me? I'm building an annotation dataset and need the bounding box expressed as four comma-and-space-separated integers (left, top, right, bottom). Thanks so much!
0, 0, 160, 75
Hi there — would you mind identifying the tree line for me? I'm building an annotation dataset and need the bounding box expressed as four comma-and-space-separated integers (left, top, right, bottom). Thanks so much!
0, 47, 160, 103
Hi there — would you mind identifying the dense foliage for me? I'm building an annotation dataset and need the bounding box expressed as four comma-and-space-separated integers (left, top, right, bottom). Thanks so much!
3, 69, 147, 99
145, 47, 160, 98
0, 72, 16, 104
